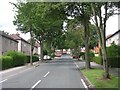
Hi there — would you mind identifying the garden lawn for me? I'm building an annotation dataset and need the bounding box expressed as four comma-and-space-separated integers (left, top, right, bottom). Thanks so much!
81, 68, 119, 89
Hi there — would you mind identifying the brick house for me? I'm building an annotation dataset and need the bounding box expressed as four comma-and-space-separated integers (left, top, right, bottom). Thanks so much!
0, 31, 18, 55
10, 33, 39, 55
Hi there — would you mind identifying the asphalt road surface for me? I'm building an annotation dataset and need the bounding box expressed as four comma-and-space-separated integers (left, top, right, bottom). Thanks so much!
1, 54, 85, 89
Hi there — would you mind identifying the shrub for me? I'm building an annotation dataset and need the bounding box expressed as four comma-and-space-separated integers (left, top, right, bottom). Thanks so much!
5, 51, 26, 67
32, 55, 39, 62
79, 52, 85, 57
26, 55, 39, 63
50, 53, 55, 59
43, 50, 48, 55
89, 51, 95, 62
107, 44, 120, 57
108, 56, 120, 68
106, 44, 120, 67
0, 56, 13, 70
93, 56, 103, 65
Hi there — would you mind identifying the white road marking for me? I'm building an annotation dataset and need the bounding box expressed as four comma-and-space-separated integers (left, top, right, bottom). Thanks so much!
31, 80, 41, 89
43, 72, 50, 78
81, 79, 88, 89
0, 79, 7, 84
74, 62, 79, 68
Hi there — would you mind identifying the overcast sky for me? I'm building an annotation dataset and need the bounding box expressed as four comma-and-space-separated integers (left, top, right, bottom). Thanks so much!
0, 0, 119, 40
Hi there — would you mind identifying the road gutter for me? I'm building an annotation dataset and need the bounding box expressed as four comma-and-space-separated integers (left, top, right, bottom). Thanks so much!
74, 61, 95, 90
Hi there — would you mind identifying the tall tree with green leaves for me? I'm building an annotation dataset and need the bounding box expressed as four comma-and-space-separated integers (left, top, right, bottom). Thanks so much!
90, 2, 119, 79
33, 2, 65, 61
12, 2, 38, 65
65, 2, 92, 69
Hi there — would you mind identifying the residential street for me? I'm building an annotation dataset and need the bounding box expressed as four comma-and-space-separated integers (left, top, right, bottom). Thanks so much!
1, 55, 85, 89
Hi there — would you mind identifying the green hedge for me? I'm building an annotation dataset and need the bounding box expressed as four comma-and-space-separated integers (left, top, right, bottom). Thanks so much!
89, 51, 95, 62
5, 51, 26, 67
108, 56, 120, 68
26, 55, 39, 63
93, 56, 103, 65
106, 44, 120, 68
0, 56, 13, 70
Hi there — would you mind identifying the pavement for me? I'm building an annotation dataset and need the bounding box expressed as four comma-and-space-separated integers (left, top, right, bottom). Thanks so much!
75, 60, 120, 77
0, 55, 86, 89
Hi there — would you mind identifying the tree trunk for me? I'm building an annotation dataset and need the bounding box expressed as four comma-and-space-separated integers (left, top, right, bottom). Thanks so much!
91, 3, 110, 79
39, 39, 43, 62
84, 22, 91, 69
30, 30, 33, 66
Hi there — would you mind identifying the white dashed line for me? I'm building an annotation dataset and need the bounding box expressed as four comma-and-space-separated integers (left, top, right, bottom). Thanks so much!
31, 80, 41, 89
43, 72, 50, 78
81, 79, 88, 89
74, 62, 79, 68
0, 79, 7, 84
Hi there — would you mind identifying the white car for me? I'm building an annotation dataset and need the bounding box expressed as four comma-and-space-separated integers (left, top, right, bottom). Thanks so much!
43, 55, 51, 60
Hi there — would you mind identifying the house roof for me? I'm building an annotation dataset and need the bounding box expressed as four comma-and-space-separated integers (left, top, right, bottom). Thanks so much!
27, 39, 40, 48
0, 31, 18, 42
106, 29, 120, 40
10, 33, 30, 44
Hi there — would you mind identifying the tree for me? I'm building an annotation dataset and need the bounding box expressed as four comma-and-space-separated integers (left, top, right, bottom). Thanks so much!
91, 2, 119, 79
12, 2, 37, 65
65, 3, 92, 69
12, 2, 66, 62
33, 3, 65, 61
65, 19, 84, 50
89, 24, 98, 49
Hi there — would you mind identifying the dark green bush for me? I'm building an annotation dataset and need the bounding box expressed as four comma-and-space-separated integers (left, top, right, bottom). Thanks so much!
43, 50, 48, 55
106, 44, 120, 67
0, 56, 13, 70
50, 53, 55, 58
79, 52, 85, 57
108, 56, 120, 68
32, 55, 39, 62
93, 56, 103, 65
26, 55, 39, 63
107, 44, 120, 57
5, 51, 26, 67
89, 51, 95, 62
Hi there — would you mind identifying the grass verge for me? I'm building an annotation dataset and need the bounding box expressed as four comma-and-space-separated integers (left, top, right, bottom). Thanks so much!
81, 68, 119, 90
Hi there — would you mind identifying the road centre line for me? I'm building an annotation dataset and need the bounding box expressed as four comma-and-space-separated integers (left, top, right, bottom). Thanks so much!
0, 79, 7, 84
43, 72, 50, 78
81, 79, 88, 89
31, 80, 41, 89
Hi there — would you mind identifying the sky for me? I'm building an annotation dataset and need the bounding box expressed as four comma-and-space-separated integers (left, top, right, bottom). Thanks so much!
0, 0, 119, 40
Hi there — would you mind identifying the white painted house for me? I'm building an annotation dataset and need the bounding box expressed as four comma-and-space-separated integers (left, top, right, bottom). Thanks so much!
106, 30, 120, 47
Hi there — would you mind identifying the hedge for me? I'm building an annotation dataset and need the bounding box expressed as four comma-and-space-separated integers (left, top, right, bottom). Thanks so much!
92, 56, 103, 65
26, 55, 39, 63
108, 56, 120, 68
0, 56, 13, 70
5, 51, 26, 67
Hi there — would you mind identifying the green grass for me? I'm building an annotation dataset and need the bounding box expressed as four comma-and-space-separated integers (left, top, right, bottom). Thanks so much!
81, 68, 119, 89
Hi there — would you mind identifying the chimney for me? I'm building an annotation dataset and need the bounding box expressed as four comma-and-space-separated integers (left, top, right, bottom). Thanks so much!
16, 32, 20, 36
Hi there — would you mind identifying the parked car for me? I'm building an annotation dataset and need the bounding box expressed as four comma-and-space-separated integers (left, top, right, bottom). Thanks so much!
43, 55, 51, 60
55, 53, 62, 57
72, 54, 79, 59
